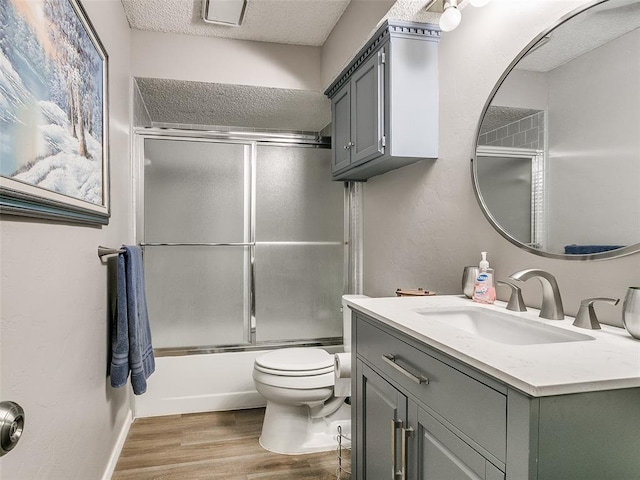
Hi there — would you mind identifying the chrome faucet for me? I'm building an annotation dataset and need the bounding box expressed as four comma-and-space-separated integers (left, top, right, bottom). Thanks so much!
509, 269, 565, 320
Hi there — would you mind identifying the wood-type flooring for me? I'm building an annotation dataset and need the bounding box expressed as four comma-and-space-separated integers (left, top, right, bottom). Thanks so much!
112, 408, 351, 480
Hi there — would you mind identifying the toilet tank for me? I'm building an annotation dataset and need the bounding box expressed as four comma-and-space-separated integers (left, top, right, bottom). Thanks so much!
341, 295, 368, 352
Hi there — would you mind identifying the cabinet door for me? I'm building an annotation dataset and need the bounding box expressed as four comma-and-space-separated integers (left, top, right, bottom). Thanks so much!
409, 404, 504, 480
350, 48, 385, 166
356, 360, 408, 480
331, 85, 352, 173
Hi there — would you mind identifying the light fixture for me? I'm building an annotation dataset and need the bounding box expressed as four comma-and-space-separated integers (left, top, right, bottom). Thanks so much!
202, 0, 247, 27
439, 0, 462, 32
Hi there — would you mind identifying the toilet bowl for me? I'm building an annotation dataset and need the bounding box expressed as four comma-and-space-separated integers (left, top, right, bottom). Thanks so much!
252, 295, 367, 455
252, 347, 350, 454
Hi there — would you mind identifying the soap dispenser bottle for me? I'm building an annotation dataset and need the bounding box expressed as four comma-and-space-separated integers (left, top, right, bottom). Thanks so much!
472, 252, 496, 304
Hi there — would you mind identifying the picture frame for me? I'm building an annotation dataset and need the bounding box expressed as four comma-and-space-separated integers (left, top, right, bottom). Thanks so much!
0, 0, 110, 225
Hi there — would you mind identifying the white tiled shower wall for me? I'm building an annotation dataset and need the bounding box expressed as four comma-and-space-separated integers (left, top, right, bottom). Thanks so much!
478, 111, 546, 149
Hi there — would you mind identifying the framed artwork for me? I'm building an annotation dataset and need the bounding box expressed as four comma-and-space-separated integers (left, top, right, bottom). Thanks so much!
0, 0, 109, 225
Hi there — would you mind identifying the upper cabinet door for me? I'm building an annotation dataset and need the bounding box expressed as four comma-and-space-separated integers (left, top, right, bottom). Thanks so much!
331, 86, 352, 173
350, 49, 385, 167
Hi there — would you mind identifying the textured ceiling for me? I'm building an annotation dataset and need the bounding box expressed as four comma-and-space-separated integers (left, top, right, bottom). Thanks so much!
136, 77, 331, 131
125, 0, 443, 129
121, 0, 351, 46
479, 106, 541, 135
517, 0, 640, 72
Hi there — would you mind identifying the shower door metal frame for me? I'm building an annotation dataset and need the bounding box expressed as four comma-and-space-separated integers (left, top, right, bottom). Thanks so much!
133, 127, 346, 357
476, 145, 545, 250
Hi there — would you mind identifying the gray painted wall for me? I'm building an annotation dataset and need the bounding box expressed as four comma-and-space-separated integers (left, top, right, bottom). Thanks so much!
547, 29, 640, 251
131, 29, 323, 91
320, 0, 396, 88
0, 2, 133, 478
362, 1, 640, 327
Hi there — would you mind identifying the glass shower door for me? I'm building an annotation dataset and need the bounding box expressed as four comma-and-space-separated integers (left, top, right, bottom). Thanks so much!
254, 145, 344, 342
142, 138, 252, 349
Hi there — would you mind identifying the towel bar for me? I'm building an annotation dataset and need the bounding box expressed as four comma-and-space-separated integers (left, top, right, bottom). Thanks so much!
140, 242, 255, 247
98, 246, 125, 258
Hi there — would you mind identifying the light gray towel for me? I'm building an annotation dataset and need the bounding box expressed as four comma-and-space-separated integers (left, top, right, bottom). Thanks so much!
110, 245, 155, 395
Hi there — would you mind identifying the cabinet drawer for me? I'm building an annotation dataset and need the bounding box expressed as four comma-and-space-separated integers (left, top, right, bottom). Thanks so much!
356, 317, 507, 463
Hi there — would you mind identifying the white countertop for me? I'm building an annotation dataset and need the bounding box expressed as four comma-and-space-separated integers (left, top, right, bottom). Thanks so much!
344, 295, 640, 397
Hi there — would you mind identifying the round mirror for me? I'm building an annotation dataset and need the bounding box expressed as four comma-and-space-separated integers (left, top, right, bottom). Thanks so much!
473, 0, 640, 260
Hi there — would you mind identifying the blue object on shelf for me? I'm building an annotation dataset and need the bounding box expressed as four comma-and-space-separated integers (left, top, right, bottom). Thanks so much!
564, 245, 624, 255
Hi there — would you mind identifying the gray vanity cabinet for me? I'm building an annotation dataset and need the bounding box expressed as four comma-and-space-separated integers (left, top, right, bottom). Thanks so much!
354, 312, 506, 480
325, 21, 440, 181
357, 357, 504, 480
352, 310, 640, 480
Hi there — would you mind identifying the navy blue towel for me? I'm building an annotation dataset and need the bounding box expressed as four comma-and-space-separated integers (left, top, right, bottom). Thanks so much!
110, 245, 155, 395
564, 244, 623, 255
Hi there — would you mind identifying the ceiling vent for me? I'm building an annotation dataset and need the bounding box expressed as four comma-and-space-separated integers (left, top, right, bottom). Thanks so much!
202, 0, 247, 27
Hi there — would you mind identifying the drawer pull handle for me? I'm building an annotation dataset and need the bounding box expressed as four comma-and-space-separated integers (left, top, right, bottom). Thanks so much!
382, 354, 430, 385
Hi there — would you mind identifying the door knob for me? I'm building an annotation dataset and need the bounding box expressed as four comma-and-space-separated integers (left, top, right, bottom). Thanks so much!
0, 401, 25, 457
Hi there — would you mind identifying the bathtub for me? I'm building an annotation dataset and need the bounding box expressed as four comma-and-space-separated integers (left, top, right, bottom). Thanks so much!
134, 346, 342, 418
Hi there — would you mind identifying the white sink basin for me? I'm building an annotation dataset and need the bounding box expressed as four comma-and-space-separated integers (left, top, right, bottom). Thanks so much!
414, 307, 595, 345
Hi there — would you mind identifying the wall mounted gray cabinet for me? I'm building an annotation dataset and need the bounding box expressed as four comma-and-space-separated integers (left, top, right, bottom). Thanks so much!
324, 21, 440, 181
352, 311, 640, 479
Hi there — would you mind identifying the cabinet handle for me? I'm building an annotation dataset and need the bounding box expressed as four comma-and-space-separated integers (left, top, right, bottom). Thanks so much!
382, 354, 429, 384
391, 419, 402, 480
401, 426, 414, 480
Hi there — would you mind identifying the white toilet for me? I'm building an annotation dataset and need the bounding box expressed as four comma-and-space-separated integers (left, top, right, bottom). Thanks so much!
252, 295, 367, 455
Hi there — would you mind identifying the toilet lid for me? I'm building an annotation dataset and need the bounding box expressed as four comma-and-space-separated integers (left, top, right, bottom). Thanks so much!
255, 348, 333, 373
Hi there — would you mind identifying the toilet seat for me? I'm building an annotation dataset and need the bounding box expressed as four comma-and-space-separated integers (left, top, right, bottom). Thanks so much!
253, 348, 335, 389
253, 369, 334, 389
255, 348, 333, 373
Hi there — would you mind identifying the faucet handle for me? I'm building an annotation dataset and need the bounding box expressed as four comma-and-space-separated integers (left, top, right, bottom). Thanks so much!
497, 280, 527, 312
573, 297, 620, 330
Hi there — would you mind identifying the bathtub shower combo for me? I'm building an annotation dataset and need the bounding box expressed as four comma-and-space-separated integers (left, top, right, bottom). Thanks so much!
134, 129, 357, 453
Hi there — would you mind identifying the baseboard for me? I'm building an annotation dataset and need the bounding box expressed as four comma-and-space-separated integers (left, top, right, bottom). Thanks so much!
101, 409, 132, 480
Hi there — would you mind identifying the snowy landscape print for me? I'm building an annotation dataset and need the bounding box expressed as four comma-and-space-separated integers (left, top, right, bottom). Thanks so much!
0, 0, 105, 206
